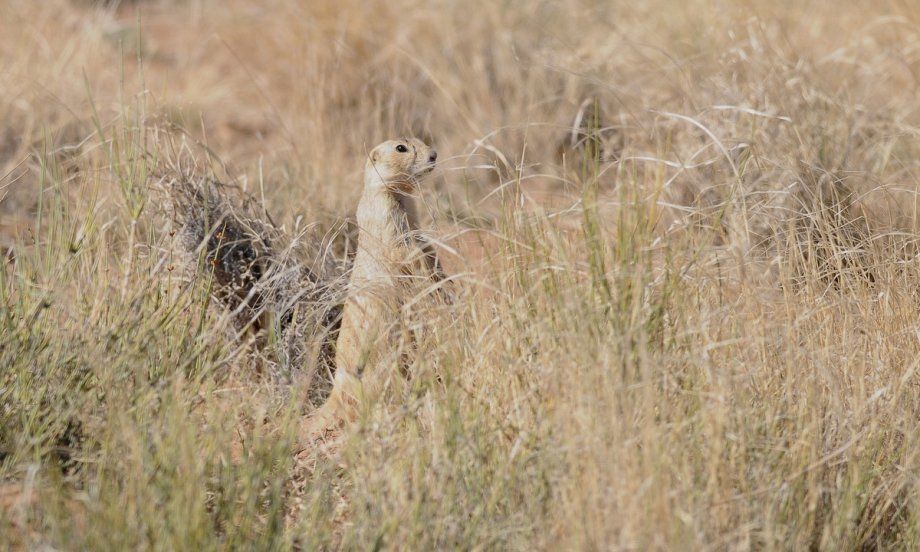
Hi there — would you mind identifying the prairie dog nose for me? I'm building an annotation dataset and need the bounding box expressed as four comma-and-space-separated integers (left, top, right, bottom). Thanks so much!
428, 150, 438, 163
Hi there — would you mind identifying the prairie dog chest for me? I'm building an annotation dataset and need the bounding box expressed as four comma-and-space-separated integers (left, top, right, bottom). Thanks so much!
354, 191, 433, 282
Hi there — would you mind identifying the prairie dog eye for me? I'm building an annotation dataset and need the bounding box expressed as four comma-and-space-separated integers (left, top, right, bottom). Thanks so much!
395, 144, 408, 153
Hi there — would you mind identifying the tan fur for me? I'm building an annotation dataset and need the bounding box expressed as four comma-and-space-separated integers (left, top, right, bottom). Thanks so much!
302, 138, 443, 439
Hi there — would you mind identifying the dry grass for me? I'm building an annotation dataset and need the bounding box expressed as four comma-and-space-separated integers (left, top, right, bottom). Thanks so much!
2, 0, 920, 549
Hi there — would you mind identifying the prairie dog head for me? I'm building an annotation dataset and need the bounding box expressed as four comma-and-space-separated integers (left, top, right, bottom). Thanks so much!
365, 138, 437, 192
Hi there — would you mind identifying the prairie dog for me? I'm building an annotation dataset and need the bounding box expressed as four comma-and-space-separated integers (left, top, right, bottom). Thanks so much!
304, 137, 443, 436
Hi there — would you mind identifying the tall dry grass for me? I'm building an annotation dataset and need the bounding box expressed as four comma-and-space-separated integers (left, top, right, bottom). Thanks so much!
2, 0, 920, 549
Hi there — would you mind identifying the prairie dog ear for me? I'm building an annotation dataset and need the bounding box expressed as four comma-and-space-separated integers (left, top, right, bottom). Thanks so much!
371, 147, 381, 163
